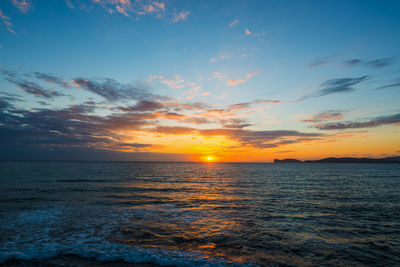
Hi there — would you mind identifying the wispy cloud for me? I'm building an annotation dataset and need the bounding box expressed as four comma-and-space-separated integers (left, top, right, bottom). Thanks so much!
376, 81, 400, 90
71, 77, 153, 102
65, 0, 182, 22
65, 0, 74, 9
148, 75, 185, 89
314, 113, 400, 130
34, 72, 72, 88
308, 59, 331, 68
317, 76, 368, 96
171, 10, 190, 23
0, 9, 16, 34
365, 57, 395, 68
161, 75, 185, 88
299, 76, 368, 100
343, 57, 395, 68
245, 70, 260, 79
210, 54, 232, 63
153, 2, 165, 12
227, 70, 260, 86
12, 0, 32, 13
342, 59, 363, 66
116, 100, 163, 112
1, 70, 64, 98
13, 79, 63, 99
310, 56, 396, 69
300, 110, 346, 123
227, 78, 246, 86
116, 5, 130, 16
229, 19, 238, 27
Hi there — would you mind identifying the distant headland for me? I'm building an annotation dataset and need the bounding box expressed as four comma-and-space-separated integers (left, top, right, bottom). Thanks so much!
274, 156, 400, 164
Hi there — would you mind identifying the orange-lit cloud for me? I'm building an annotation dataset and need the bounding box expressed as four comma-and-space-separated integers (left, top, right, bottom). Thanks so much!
68, 0, 182, 21
116, 5, 129, 16
227, 70, 260, 86
12, 0, 32, 13
0, 9, 16, 34
227, 79, 245, 86
2, 69, 399, 162
172, 10, 190, 22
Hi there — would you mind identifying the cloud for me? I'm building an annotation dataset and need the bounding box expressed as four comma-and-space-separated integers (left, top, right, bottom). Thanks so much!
0, 9, 16, 34
5, 77, 64, 99
116, 5, 130, 16
301, 110, 345, 123
0, 68, 17, 78
229, 19, 239, 27
343, 59, 363, 66
317, 76, 368, 96
245, 28, 251, 35
71, 77, 153, 102
245, 70, 260, 79
227, 79, 246, 86
34, 72, 72, 88
365, 57, 395, 68
210, 54, 231, 63
153, 2, 165, 12
65, 0, 74, 9
0, 69, 322, 159
227, 70, 260, 86
219, 118, 251, 129
12, 0, 32, 13
149, 124, 321, 149
308, 59, 331, 68
2, 69, 70, 99
376, 81, 400, 90
0, 99, 157, 149
116, 100, 163, 112
227, 99, 279, 111
18, 82, 63, 98
198, 129, 322, 149
252, 99, 280, 105
117, 142, 153, 148
300, 76, 368, 101
148, 75, 185, 89
315, 113, 400, 130
343, 57, 395, 68
0, 92, 22, 111
70, 0, 173, 21
152, 125, 196, 135
172, 10, 190, 23
161, 75, 185, 88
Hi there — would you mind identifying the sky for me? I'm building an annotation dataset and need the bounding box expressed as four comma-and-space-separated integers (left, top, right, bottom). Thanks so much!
0, 0, 399, 162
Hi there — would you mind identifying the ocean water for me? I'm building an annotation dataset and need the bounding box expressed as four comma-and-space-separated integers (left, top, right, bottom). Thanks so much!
0, 162, 399, 266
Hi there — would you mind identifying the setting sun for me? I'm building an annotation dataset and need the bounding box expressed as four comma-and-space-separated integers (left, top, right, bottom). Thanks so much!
204, 156, 215, 162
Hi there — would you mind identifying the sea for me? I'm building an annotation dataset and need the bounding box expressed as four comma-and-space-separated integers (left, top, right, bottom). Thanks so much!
0, 161, 399, 266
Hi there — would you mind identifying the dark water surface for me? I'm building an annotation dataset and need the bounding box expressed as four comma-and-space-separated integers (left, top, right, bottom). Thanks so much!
1, 162, 399, 266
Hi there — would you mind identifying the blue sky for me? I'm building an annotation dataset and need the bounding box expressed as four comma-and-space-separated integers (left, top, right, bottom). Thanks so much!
0, 0, 399, 161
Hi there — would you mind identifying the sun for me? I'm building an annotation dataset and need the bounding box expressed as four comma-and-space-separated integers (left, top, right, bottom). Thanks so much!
204, 155, 215, 162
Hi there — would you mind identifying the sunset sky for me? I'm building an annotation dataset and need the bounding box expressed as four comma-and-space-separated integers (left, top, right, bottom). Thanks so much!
0, 0, 399, 162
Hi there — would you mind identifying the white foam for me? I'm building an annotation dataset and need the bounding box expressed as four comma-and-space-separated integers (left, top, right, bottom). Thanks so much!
0, 206, 257, 267
0, 241, 254, 266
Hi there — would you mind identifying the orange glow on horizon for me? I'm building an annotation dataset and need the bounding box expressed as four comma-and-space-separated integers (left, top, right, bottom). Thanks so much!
109, 126, 400, 162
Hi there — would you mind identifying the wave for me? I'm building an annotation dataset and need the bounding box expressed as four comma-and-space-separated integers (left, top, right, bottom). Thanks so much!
0, 206, 257, 267
0, 242, 255, 267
